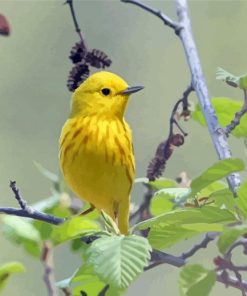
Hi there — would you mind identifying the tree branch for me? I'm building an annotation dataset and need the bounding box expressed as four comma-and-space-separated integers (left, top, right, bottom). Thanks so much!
65, 0, 87, 48
122, 0, 241, 195
0, 181, 65, 225
130, 84, 193, 224
225, 89, 247, 137
217, 272, 247, 292
175, 0, 241, 195
180, 232, 218, 260
146, 248, 247, 293
41, 241, 58, 296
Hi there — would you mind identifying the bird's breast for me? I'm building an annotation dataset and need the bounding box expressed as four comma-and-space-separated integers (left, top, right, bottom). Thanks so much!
59, 115, 135, 202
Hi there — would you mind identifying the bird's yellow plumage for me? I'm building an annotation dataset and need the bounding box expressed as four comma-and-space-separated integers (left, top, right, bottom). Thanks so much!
59, 71, 143, 234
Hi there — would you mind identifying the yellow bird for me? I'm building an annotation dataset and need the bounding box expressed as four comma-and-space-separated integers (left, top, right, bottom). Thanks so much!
59, 71, 143, 234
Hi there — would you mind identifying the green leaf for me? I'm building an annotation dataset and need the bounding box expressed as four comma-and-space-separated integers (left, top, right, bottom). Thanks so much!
56, 265, 125, 296
209, 188, 235, 210
148, 224, 197, 250
155, 188, 191, 200
196, 181, 227, 198
190, 158, 244, 198
217, 225, 247, 254
193, 97, 247, 138
148, 222, 223, 250
86, 235, 151, 289
149, 178, 177, 190
2, 216, 41, 257
150, 187, 191, 215
236, 181, 247, 218
150, 193, 174, 216
179, 264, 216, 296
57, 265, 106, 296
2, 216, 41, 242
0, 262, 25, 292
216, 67, 240, 87
240, 74, 247, 90
133, 207, 237, 231
51, 216, 101, 245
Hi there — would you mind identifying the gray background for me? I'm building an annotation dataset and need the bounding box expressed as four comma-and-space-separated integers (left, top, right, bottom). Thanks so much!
0, 0, 246, 295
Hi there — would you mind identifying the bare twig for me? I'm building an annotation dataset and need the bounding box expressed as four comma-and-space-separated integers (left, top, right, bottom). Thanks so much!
121, 0, 180, 31
214, 238, 247, 295
0, 181, 65, 225
65, 0, 87, 48
131, 84, 193, 223
10, 180, 27, 210
146, 248, 247, 293
180, 232, 218, 260
41, 241, 58, 296
217, 272, 247, 292
225, 89, 247, 137
225, 238, 247, 259
98, 285, 110, 296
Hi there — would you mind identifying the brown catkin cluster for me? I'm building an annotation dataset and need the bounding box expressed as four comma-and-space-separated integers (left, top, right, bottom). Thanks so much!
67, 42, 112, 92
147, 134, 184, 181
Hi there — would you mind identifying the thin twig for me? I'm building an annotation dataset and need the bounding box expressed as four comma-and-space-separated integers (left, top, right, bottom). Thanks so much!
180, 232, 218, 260
213, 238, 247, 295
225, 89, 247, 137
41, 241, 58, 296
65, 0, 87, 48
217, 272, 247, 292
121, 0, 180, 31
98, 285, 110, 296
10, 180, 27, 210
146, 249, 247, 292
132, 84, 193, 223
0, 181, 65, 225
225, 238, 247, 258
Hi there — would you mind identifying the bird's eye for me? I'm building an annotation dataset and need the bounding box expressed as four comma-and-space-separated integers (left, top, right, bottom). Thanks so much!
101, 88, 111, 96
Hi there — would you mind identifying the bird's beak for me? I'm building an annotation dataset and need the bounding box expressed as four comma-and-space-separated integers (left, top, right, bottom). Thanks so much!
121, 85, 144, 95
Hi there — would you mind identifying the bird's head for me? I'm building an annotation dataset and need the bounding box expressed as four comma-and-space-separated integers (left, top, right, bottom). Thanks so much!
70, 71, 143, 118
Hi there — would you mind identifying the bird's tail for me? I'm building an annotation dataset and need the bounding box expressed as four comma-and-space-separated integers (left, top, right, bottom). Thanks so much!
118, 197, 130, 235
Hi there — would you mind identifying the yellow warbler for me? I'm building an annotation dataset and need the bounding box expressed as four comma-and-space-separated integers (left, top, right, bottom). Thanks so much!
59, 71, 143, 234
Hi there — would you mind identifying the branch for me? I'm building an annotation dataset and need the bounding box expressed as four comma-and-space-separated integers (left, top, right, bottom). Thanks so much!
130, 84, 193, 223
146, 248, 247, 293
180, 232, 218, 260
147, 250, 185, 269
225, 89, 247, 137
0, 181, 65, 225
121, 0, 180, 31
175, 0, 241, 195
213, 238, 247, 295
41, 241, 58, 296
217, 272, 247, 292
65, 0, 87, 48
98, 285, 110, 296
122, 0, 241, 195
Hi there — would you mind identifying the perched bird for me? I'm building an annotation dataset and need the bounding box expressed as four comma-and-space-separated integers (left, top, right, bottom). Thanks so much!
59, 71, 143, 234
